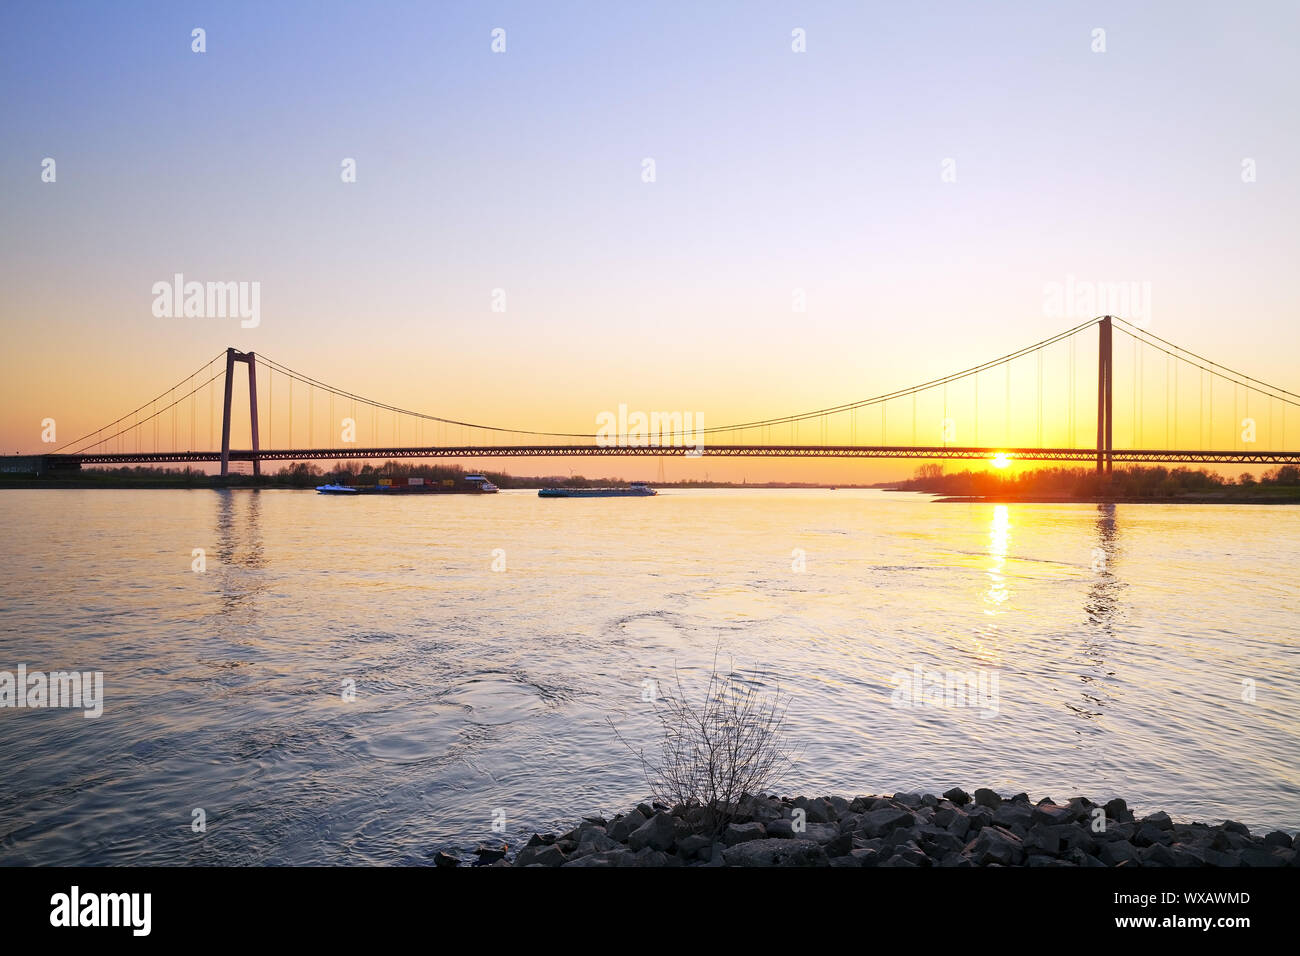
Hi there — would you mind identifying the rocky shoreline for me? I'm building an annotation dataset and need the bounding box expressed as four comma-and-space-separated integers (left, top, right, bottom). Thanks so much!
441, 789, 1300, 867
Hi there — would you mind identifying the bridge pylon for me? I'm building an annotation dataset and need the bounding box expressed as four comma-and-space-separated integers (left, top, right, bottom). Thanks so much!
220, 348, 261, 478
1096, 316, 1113, 473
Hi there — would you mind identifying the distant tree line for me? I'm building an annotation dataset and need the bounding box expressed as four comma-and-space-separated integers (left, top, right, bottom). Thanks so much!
897, 464, 1300, 498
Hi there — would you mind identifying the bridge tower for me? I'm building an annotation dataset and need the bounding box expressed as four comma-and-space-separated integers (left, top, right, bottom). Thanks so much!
1096, 316, 1113, 473
220, 348, 261, 478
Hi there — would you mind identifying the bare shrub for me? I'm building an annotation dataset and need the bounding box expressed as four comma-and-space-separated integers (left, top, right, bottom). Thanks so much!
611, 649, 794, 832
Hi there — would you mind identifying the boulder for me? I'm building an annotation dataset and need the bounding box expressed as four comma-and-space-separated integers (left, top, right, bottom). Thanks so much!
1098, 840, 1142, 866
1031, 803, 1075, 827
1024, 825, 1062, 857
575, 829, 621, 856
992, 803, 1034, 834
1141, 810, 1174, 831
792, 796, 835, 824
676, 834, 713, 861
1139, 843, 1178, 866
859, 807, 915, 838
1263, 830, 1293, 848
606, 811, 647, 842
721, 838, 830, 867
433, 851, 460, 867
802, 822, 841, 845
474, 843, 509, 865
1103, 798, 1133, 824
767, 819, 797, 839
824, 832, 854, 858
973, 788, 1002, 809
515, 844, 566, 867
722, 821, 767, 846
934, 807, 968, 831
1133, 822, 1174, 848
1239, 847, 1286, 867
942, 787, 971, 806
883, 839, 929, 866
965, 826, 1025, 866
627, 812, 677, 852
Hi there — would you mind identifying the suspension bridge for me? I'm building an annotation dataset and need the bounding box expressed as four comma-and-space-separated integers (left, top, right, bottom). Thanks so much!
11, 316, 1300, 477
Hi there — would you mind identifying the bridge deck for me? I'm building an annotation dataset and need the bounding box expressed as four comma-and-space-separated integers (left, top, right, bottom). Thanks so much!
22, 446, 1300, 466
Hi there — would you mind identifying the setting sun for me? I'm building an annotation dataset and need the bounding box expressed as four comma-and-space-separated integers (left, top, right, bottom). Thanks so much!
991, 453, 1011, 469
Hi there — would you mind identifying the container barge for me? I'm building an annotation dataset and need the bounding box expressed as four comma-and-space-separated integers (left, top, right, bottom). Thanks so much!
537, 482, 657, 498
317, 475, 499, 495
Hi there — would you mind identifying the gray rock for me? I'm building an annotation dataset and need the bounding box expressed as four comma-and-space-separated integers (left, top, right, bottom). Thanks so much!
434, 851, 460, 867
1134, 822, 1174, 847
1263, 830, 1293, 848
1139, 843, 1178, 866
825, 832, 854, 857
474, 844, 509, 865
766, 819, 797, 839
914, 825, 966, 858
965, 826, 1025, 866
721, 838, 830, 867
942, 787, 970, 805
837, 813, 862, 834
1098, 840, 1142, 866
515, 844, 566, 867
1104, 798, 1132, 823
1101, 822, 1137, 843
1202, 848, 1242, 867
722, 821, 767, 846
992, 803, 1034, 833
1171, 843, 1207, 865
606, 811, 647, 842
883, 839, 929, 866
1051, 824, 1098, 855
1239, 847, 1286, 867
792, 796, 834, 824
618, 847, 673, 867
1211, 829, 1250, 852
1222, 820, 1251, 837
892, 792, 925, 809
676, 834, 713, 860
859, 807, 915, 838
802, 822, 841, 844
563, 849, 627, 867
973, 788, 1002, 809
575, 829, 621, 856
1024, 825, 1062, 857
965, 805, 994, 832
627, 812, 677, 852
1031, 803, 1075, 827
1141, 810, 1174, 831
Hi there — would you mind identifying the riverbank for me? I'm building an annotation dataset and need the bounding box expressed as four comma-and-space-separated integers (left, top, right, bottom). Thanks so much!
449, 790, 1299, 867
930, 494, 1300, 504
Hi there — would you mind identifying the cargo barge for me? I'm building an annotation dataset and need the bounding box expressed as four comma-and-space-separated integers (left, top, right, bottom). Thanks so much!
317, 475, 499, 495
538, 481, 657, 498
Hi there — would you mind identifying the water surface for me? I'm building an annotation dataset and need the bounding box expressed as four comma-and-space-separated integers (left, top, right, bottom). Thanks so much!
0, 488, 1296, 864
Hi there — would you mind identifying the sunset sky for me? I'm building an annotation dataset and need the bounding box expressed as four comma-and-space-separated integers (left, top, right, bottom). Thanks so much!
3, 0, 1298, 481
